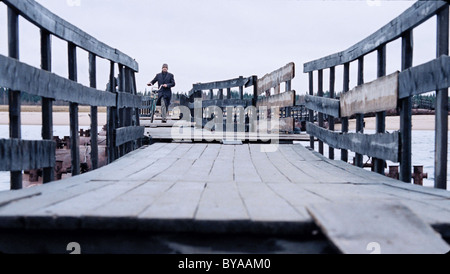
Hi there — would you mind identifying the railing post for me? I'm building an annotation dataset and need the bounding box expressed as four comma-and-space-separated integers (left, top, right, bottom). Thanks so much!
107, 61, 117, 164
41, 29, 54, 182
309, 71, 315, 149
117, 64, 125, 158
341, 63, 350, 163
329, 66, 335, 160
8, 7, 22, 190
374, 45, 387, 175
131, 70, 141, 149
124, 67, 133, 153
252, 76, 258, 106
400, 30, 413, 183
435, 5, 449, 190
68, 42, 80, 176
318, 69, 324, 155
89, 53, 99, 170
355, 57, 365, 168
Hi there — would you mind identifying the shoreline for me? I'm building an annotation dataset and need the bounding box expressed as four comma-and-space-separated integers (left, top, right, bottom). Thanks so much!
0, 107, 447, 131
0, 112, 107, 127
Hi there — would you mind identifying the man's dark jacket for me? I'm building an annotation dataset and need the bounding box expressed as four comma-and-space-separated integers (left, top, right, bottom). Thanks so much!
150, 72, 175, 106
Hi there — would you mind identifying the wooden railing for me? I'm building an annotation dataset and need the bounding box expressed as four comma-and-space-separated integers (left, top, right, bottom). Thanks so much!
256, 63, 296, 133
0, 0, 144, 190
182, 63, 298, 133
182, 76, 257, 132
303, 1, 449, 189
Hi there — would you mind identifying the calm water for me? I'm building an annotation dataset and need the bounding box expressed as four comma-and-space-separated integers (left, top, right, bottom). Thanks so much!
0, 126, 448, 191
300, 130, 450, 190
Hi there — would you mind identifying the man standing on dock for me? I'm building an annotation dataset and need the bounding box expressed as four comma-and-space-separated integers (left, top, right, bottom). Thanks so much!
147, 64, 175, 123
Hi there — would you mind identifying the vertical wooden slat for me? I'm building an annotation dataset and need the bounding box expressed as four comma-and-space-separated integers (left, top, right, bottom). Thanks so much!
210, 89, 214, 100
89, 53, 98, 170
329, 66, 335, 160
374, 45, 387, 175
8, 7, 22, 190
117, 64, 125, 157
355, 57, 365, 168
68, 42, 80, 176
435, 5, 449, 190
132, 71, 142, 148
124, 67, 133, 153
341, 62, 350, 163
286, 80, 292, 92
252, 76, 258, 105
400, 30, 413, 183
227, 88, 232, 99
41, 29, 54, 183
219, 89, 224, 100
318, 69, 324, 155
309, 71, 315, 149
107, 61, 117, 164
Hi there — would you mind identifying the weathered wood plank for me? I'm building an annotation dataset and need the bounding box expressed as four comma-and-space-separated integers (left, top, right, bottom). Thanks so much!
399, 55, 450, 99
303, 1, 448, 72
248, 144, 290, 184
126, 144, 193, 181
307, 201, 450, 254
0, 180, 113, 220
182, 144, 221, 182
0, 139, 55, 171
84, 181, 174, 219
264, 147, 318, 184
306, 122, 400, 162
208, 145, 235, 183
91, 143, 176, 180
286, 146, 350, 184
266, 183, 323, 219
117, 92, 142, 109
2, 0, 138, 71
8, 6, 22, 190
196, 182, 249, 220
193, 76, 252, 91
115, 126, 144, 147
374, 45, 387, 175
435, 6, 449, 190
400, 30, 413, 183
256, 90, 296, 108
304, 95, 340, 117
32, 181, 147, 217
340, 71, 399, 117
237, 182, 303, 222
233, 144, 262, 184
41, 29, 54, 183
257, 63, 295, 95
151, 144, 207, 182
198, 99, 250, 109
138, 182, 206, 219
0, 54, 117, 106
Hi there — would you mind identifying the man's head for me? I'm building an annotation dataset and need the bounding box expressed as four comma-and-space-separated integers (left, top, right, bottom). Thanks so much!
162, 64, 168, 73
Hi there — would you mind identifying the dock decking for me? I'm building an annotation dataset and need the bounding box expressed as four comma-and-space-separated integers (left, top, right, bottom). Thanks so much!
0, 142, 449, 254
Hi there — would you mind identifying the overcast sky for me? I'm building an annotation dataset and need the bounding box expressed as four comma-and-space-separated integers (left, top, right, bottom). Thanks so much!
0, 0, 442, 96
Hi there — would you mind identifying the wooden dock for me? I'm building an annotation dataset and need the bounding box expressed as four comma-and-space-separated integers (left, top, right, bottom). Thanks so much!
0, 142, 449, 254
0, 0, 449, 255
